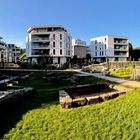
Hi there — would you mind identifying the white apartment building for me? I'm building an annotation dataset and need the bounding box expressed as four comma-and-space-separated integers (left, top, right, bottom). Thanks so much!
6, 44, 21, 63
72, 39, 89, 58
90, 35, 129, 62
26, 25, 72, 64
0, 37, 21, 63
0, 37, 6, 62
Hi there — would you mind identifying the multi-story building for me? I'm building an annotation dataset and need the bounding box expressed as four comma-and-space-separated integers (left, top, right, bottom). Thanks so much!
26, 25, 72, 64
90, 35, 129, 62
0, 36, 6, 62
0, 37, 21, 63
6, 44, 21, 63
72, 39, 89, 58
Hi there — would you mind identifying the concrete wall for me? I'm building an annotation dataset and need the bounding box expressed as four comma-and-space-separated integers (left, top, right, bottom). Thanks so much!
74, 45, 87, 58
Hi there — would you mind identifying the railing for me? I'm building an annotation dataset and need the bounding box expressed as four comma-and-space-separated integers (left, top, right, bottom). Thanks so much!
0, 45, 5, 49
31, 54, 50, 57
32, 38, 52, 42
114, 41, 127, 44
31, 29, 65, 33
32, 45, 51, 49
114, 48, 128, 51
114, 54, 128, 57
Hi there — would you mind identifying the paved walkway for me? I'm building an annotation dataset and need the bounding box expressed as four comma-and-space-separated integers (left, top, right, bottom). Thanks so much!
75, 70, 140, 88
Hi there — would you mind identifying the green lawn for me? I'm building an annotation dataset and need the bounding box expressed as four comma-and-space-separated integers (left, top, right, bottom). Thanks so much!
1, 71, 140, 140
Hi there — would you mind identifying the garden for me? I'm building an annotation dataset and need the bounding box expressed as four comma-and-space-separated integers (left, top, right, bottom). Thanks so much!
0, 70, 140, 139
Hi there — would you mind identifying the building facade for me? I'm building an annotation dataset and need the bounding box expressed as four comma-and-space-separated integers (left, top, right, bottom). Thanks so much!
0, 37, 6, 62
26, 25, 72, 64
72, 39, 89, 58
90, 35, 129, 62
0, 37, 21, 63
6, 44, 21, 63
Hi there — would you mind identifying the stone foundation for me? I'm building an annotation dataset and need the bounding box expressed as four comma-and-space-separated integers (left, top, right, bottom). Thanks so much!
59, 83, 128, 109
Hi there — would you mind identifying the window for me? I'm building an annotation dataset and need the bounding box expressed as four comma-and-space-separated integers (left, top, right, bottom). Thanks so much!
60, 42, 62, 47
53, 34, 55, 40
105, 38, 106, 42
60, 34, 62, 40
48, 28, 52, 32
68, 50, 70, 55
105, 44, 106, 49
53, 42, 55, 47
95, 46, 97, 50
95, 52, 97, 56
95, 40, 97, 44
60, 49, 62, 55
58, 57, 60, 64
102, 51, 104, 56
53, 49, 55, 55
100, 52, 102, 56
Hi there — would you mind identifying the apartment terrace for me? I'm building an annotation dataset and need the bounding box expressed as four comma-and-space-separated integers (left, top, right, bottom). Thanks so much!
28, 26, 67, 33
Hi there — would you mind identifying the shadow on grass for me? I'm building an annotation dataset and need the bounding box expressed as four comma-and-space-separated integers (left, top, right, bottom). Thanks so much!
0, 72, 59, 138
0, 91, 59, 138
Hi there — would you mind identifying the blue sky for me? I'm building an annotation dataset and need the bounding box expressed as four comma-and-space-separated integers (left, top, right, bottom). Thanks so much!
0, 0, 140, 48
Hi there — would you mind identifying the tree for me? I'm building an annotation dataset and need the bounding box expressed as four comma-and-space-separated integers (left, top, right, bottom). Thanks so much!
86, 53, 91, 63
128, 43, 133, 60
73, 55, 78, 64
132, 49, 140, 61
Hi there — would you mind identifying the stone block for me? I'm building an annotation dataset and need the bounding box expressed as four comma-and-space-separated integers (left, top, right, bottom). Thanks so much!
60, 97, 72, 109
86, 96, 102, 105
72, 97, 87, 107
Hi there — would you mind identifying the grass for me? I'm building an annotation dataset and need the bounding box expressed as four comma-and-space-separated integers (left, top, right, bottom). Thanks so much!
1, 71, 140, 139
108, 68, 131, 79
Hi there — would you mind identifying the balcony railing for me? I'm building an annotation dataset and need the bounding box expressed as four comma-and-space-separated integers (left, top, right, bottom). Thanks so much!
32, 38, 52, 42
32, 45, 52, 49
114, 41, 127, 45
31, 53, 50, 57
114, 53, 128, 57
0, 45, 5, 49
31, 29, 65, 33
114, 48, 128, 51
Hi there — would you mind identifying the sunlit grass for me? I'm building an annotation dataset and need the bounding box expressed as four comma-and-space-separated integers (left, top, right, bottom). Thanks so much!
109, 68, 131, 79
2, 71, 140, 140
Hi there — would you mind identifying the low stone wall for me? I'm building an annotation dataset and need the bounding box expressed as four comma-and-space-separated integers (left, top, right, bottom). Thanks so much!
0, 87, 36, 112
59, 83, 128, 109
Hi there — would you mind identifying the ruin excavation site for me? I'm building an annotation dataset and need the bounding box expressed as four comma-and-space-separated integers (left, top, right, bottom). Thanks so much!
59, 83, 128, 109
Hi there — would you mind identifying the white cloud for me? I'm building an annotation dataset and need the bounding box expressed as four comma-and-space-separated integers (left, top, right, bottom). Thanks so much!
15, 42, 26, 48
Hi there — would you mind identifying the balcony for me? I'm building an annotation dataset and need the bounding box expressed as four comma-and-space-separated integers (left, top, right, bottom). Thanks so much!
31, 49, 50, 57
114, 48, 128, 51
12, 51, 21, 53
0, 45, 5, 49
31, 53, 50, 57
114, 40, 127, 45
114, 53, 128, 57
32, 45, 52, 50
32, 38, 52, 42
31, 27, 66, 33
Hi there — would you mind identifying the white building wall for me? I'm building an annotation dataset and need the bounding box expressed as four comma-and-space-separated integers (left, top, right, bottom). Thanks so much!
26, 26, 72, 64
90, 35, 129, 62
107, 36, 114, 57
